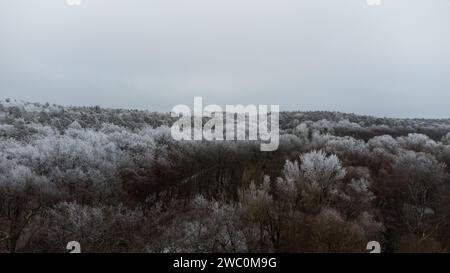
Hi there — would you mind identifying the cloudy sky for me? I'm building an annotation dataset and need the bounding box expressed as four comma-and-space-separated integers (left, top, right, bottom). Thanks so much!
0, 0, 449, 118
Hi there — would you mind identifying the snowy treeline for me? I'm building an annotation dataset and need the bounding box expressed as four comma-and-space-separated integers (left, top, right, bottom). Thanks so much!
1, 99, 450, 252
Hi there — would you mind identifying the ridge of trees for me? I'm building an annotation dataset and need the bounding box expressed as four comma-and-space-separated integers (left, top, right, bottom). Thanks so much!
0, 99, 449, 252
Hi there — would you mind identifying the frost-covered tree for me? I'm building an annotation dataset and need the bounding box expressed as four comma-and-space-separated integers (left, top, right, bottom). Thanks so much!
47, 202, 145, 252
393, 151, 447, 234
149, 196, 247, 253
0, 163, 56, 252
397, 133, 437, 153
300, 150, 346, 189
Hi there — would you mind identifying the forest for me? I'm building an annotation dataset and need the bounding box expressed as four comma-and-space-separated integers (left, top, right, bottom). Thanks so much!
1, 98, 450, 252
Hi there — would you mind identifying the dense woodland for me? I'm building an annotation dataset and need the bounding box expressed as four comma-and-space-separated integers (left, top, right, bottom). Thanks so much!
1, 99, 450, 252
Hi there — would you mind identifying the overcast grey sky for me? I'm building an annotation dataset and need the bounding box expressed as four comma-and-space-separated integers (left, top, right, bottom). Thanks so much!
1, 0, 449, 118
